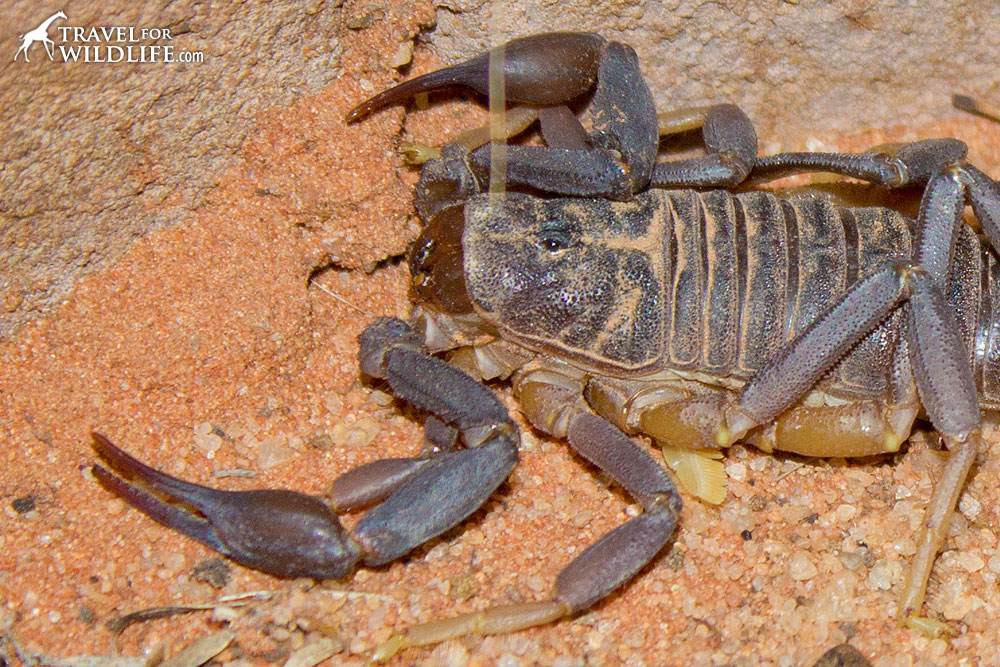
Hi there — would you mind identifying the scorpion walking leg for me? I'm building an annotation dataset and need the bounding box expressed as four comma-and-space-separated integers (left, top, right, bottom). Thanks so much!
374, 409, 680, 661
633, 165, 991, 628
749, 136, 991, 196
743, 168, 986, 629
893, 269, 982, 632
725, 273, 980, 631
403, 107, 541, 166
747, 329, 920, 459
403, 103, 590, 165
635, 103, 967, 191
729, 162, 986, 429
959, 163, 1000, 248
649, 104, 759, 187
893, 167, 986, 630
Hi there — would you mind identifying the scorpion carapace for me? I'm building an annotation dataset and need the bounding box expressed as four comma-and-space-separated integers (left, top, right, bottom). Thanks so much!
90, 31, 1000, 658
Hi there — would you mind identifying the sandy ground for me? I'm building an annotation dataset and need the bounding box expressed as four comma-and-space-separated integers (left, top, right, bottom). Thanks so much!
5, 17, 1000, 667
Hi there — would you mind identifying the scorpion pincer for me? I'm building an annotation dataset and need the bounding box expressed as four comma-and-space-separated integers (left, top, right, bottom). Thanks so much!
91, 32, 1000, 657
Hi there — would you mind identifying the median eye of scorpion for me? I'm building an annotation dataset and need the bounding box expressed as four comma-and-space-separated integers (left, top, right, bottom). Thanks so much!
536, 221, 576, 253
88, 31, 1000, 659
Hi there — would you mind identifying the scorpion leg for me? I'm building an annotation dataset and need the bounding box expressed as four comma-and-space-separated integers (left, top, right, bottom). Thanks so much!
748, 137, 977, 192
656, 105, 719, 135
767, 175, 985, 617
686, 273, 978, 632
374, 409, 680, 660
746, 330, 920, 459
448, 103, 594, 154
628, 266, 914, 456
91, 318, 519, 587
678, 166, 985, 629
649, 108, 993, 194
958, 163, 1000, 249
649, 104, 759, 187
401, 103, 589, 164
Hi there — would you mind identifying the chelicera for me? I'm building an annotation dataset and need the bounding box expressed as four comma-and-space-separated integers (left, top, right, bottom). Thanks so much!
90, 32, 1000, 659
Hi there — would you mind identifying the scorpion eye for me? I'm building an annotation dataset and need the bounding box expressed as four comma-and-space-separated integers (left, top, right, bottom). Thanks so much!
536, 221, 574, 253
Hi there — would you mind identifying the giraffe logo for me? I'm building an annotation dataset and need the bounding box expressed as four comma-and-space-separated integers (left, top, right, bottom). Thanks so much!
14, 10, 67, 62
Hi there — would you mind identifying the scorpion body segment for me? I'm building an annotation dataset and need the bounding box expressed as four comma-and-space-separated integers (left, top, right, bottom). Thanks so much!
89, 31, 1000, 658
459, 187, 997, 403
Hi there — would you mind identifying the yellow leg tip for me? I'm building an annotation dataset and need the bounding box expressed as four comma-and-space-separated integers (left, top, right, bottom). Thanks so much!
371, 634, 409, 663
883, 432, 901, 453
903, 615, 953, 639
400, 143, 440, 165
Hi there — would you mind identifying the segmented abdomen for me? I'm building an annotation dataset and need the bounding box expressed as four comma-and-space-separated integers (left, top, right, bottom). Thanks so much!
658, 189, 1000, 405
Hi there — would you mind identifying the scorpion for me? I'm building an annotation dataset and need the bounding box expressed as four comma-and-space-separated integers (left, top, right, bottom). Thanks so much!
89, 32, 1000, 658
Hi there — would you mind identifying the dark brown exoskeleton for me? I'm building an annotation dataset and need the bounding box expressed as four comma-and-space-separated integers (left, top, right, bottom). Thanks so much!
90, 32, 1000, 657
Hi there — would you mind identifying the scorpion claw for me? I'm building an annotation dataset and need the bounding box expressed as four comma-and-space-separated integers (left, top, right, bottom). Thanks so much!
90, 461, 225, 554
89, 316, 521, 584
91, 432, 362, 580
